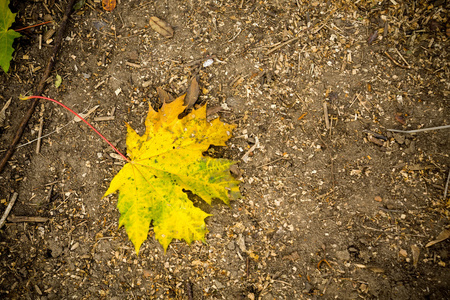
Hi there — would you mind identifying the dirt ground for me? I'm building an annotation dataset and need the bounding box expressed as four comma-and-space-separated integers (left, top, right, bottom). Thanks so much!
1, 0, 449, 299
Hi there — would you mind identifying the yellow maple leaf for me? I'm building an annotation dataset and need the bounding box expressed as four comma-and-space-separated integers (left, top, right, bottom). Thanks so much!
103, 95, 240, 254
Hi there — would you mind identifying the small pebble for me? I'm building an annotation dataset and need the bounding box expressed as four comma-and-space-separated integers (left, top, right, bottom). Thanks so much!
203, 58, 214, 67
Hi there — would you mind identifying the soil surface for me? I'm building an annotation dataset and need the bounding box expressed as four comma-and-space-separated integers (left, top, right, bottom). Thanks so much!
1, 0, 449, 299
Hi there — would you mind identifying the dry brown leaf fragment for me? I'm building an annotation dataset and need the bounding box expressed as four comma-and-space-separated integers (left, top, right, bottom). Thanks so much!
368, 30, 378, 45
426, 228, 450, 247
184, 76, 200, 109
206, 106, 222, 117
411, 245, 420, 268
149, 16, 174, 38
282, 251, 300, 261
102, 0, 116, 12
156, 87, 174, 103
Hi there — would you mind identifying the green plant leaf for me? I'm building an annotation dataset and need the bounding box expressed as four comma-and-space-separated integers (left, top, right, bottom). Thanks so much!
103, 95, 240, 254
55, 74, 62, 88
0, 0, 21, 73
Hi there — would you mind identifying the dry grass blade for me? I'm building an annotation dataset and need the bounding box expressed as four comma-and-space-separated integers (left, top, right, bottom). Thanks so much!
184, 76, 199, 109
149, 16, 174, 38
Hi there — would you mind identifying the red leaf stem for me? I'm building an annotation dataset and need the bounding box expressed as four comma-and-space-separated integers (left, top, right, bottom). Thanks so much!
22, 96, 129, 162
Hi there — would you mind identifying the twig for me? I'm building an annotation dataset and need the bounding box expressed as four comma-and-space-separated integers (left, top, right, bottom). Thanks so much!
323, 102, 330, 129
45, 183, 54, 203
14, 21, 53, 32
317, 258, 333, 271
314, 128, 329, 150
395, 48, 411, 68
125, 61, 141, 68
36, 103, 44, 154
242, 136, 260, 163
256, 157, 286, 169
444, 169, 450, 200
0, 0, 76, 174
384, 51, 411, 69
386, 125, 450, 133
266, 36, 300, 55
185, 281, 193, 300
246, 256, 250, 278
7, 216, 48, 223
0, 192, 18, 229
22, 96, 129, 162
228, 28, 242, 42
94, 116, 115, 122
94, 80, 106, 89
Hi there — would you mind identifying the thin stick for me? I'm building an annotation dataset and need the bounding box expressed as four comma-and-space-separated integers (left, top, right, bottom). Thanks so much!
7, 216, 48, 223
36, 103, 44, 154
395, 48, 411, 68
15, 21, 53, 32
0, 192, 18, 229
0, 0, 76, 174
185, 281, 193, 300
323, 102, 330, 129
386, 125, 450, 133
256, 157, 286, 169
266, 37, 299, 55
242, 136, 260, 163
384, 51, 410, 69
228, 28, 242, 42
444, 169, 450, 200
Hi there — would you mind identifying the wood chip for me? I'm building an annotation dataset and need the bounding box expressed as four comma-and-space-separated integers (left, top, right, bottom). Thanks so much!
94, 116, 115, 121
125, 61, 141, 68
